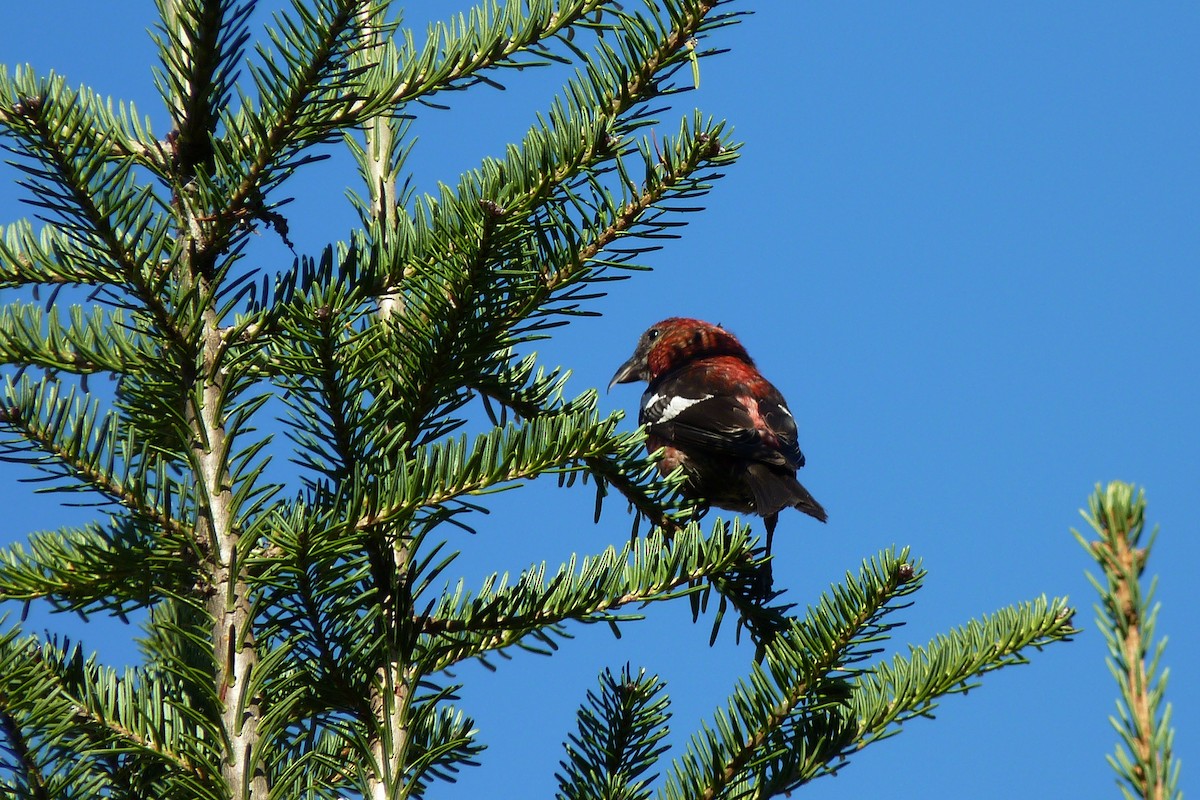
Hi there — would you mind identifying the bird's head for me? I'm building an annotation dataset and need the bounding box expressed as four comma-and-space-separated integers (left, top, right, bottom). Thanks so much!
608, 317, 752, 390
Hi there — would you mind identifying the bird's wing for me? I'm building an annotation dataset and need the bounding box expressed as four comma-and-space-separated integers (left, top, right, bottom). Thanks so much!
640, 380, 804, 469
757, 391, 806, 469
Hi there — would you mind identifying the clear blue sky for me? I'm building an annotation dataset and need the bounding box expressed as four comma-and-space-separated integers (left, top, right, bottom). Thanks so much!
1, 3, 1197, 798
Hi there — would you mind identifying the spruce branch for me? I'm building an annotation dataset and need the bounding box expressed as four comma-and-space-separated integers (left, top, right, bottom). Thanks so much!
0, 302, 155, 376
218, 0, 371, 244
154, 0, 254, 177
0, 220, 124, 288
0, 624, 222, 797
236, 241, 382, 367
0, 70, 170, 284
0, 70, 189, 356
0, 704, 49, 800
657, 556, 1076, 799
659, 550, 917, 800
849, 596, 1077, 752
0, 376, 196, 552
0, 523, 183, 614
557, 665, 671, 800
1074, 482, 1181, 800
466, 353, 690, 527
272, 299, 374, 488
349, 402, 636, 533
423, 521, 758, 669
0, 64, 170, 177
502, 113, 738, 342
398, 700, 484, 795
383, 0, 615, 106
246, 504, 380, 729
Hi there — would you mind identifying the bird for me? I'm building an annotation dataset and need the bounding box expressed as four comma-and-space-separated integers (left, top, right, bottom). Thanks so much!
609, 317, 826, 584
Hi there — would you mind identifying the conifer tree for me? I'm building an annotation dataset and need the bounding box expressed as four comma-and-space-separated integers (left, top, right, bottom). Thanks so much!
0, 2, 1075, 798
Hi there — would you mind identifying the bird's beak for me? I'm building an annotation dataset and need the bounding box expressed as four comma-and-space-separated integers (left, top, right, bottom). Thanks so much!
608, 354, 649, 392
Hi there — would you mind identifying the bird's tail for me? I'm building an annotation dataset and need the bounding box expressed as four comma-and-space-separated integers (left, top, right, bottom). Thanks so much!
745, 464, 827, 523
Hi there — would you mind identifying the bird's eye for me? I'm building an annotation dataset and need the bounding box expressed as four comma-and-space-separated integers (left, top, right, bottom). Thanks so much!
646, 328, 661, 340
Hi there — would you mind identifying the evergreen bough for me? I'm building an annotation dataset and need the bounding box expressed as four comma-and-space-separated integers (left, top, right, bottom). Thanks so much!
1075, 482, 1181, 800
0, 2, 1076, 798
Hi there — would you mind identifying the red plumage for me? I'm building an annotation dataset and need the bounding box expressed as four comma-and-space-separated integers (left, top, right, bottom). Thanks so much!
610, 317, 826, 546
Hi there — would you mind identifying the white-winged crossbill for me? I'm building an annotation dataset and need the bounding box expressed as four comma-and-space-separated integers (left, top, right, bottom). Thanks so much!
609, 317, 826, 551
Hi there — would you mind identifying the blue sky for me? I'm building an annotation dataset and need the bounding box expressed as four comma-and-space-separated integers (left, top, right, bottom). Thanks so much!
1, 2, 1197, 798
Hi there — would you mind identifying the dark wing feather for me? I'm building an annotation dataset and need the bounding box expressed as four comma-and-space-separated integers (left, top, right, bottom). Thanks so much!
650, 396, 786, 463
641, 369, 797, 468
758, 391, 805, 469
